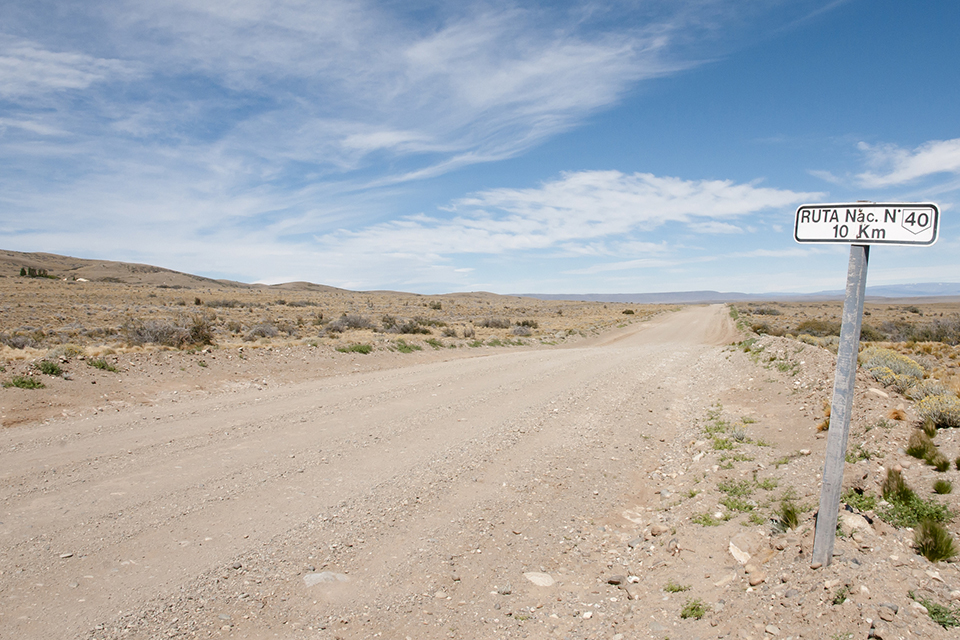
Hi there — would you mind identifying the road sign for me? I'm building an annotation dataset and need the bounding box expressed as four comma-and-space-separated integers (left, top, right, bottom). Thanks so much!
794, 203, 939, 246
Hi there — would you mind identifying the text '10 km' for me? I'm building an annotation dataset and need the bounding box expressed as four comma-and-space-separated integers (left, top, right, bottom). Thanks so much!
794, 203, 939, 246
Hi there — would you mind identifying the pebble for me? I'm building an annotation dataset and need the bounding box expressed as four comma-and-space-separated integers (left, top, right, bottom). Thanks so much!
523, 572, 555, 587
303, 572, 349, 587
497, 584, 512, 595
606, 575, 626, 586
749, 572, 766, 587
878, 607, 895, 622
765, 624, 779, 635
650, 524, 669, 536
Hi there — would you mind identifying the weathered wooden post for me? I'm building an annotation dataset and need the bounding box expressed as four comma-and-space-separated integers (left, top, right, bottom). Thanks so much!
794, 202, 939, 566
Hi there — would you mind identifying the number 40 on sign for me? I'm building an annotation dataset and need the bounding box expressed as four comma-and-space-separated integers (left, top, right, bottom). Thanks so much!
794, 202, 939, 246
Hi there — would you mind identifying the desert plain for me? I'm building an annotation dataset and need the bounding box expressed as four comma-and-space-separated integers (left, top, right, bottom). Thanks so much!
3, 250, 960, 640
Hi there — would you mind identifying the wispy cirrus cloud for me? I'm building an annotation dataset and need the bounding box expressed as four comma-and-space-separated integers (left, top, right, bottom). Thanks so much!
855, 138, 960, 188
0, 35, 136, 98
296, 170, 820, 286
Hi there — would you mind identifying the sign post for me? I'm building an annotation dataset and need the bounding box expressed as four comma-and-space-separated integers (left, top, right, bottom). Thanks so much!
794, 202, 939, 567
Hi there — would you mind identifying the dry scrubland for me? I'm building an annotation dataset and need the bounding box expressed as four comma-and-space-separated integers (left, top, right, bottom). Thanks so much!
0, 273, 658, 356
5, 252, 960, 639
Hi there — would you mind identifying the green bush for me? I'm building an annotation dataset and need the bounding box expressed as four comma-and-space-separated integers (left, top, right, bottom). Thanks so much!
35, 360, 62, 376
336, 344, 372, 354
394, 339, 421, 353
796, 319, 841, 337
3, 375, 45, 389
879, 470, 951, 528
918, 394, 960, 429
914, 519, 957, 562
680, 598, 709, 620
934, 479, 953, 495
906, 430, 936, 460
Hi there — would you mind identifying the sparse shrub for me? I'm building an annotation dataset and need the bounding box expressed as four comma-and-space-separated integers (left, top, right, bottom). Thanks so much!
914, 519, 957, 562
921, 418, 938, 438
35, 360, 62, 376
842, 488, 876, 512
87, 358, 118, 372
479, 317, 510, 329
123, 314, 214, 348
751, 322, 785, 336
428, 301, 442, 310
48, 344, 84, 358
243, 323, 279, 342
336, 344, 372, 354
752, 306, 781, 316
194, 297, 202, 305
226, 320, 243, 334
0, 333, 38, 349
327, 314, 374, 332
425, 338, 443, 349
394, 339, 421, 353
205, 299, 244, 308
691, 512, 720, 526
463, 325, 475, 339
663, 581, 690, 593
511, 325, 532, 336
622, 309, 634, 315
906, 430, 937, 460
516, 319, 538, 328
680, 598, 708, 620
396, 321, 431, 335
441, 326, 458, 338
930, 452, 951, 472
4, 375, 44, 389
910, 591, 960, 628
908, 379, 950, 401
832, 586, 850, 605
918, 394, 960, 429
859, 323, 886, 341
934, 479, 953, 495
468, 339, 483, 347
882, 468, 914, 503
879, 469, 952, 527
859, 347, 924, 392
796, 318, 841, 337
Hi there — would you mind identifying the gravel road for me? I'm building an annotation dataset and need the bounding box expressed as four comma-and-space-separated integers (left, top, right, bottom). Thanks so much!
2, 305, 741, 639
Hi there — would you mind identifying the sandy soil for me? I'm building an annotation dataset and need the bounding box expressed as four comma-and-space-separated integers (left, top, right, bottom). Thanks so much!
3, 304, 960, 640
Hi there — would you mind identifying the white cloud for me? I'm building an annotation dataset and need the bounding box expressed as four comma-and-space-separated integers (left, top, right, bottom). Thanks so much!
0, 36, 134, 98
311, 170, 819, 263
856, 138, 960, 188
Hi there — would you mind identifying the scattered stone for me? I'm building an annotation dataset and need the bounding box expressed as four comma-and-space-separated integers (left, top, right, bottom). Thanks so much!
231, 562, 242, 570
749, 572, 766, 587
303, 572, 349, 587
523, 572, 555, 587
729, 541, 751, 565
878, 607, 895, 622
627, 537, 643, 549
59, 553, 73, 559
582, 611, 593, 619
650, 524, 669, 536
497, 584, 512, 595
765, 624, 779, 635
879, 603, 898, 615
606, 575, 626, 586
785, 589, 799, 598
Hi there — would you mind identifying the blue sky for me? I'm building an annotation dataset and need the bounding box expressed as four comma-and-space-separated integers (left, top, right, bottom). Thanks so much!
1, 0, 958, 294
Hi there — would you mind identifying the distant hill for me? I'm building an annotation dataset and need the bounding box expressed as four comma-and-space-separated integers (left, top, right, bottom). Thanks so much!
3, 249, 958, 301
518, 283, 960, 304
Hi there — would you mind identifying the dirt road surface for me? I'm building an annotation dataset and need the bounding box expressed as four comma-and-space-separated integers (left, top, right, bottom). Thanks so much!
0, 304, 891, 639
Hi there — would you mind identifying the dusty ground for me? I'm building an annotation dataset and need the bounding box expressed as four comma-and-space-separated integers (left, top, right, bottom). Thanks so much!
3, 302, 960, 640
3, 252, 960, 640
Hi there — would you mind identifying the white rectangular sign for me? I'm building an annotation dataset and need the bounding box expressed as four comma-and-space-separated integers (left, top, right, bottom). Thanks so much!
794, 202, 939, 246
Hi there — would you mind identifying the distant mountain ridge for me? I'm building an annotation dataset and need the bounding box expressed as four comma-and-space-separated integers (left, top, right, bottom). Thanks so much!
3, 249, 958, 301
517, 283, 960, 304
